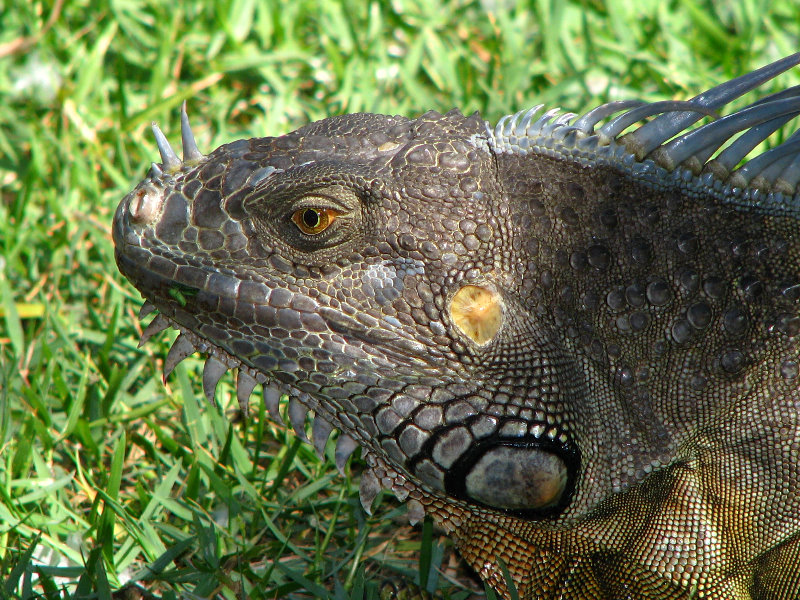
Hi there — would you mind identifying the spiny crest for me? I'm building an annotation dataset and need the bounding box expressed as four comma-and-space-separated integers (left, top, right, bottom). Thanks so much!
489, 52, 800, 207
138, 309, 382, 510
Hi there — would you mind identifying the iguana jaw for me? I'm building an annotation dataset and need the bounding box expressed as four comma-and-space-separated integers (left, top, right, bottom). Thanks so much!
122, 299, 589, 599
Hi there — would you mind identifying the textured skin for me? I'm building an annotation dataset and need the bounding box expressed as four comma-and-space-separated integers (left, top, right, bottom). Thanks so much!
114, 60, 800, 599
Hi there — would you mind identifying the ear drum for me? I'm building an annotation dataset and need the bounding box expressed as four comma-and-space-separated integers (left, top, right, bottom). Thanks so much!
444, 435, 579, 519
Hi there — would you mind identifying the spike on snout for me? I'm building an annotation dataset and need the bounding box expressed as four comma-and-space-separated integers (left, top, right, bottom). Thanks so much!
151, 102, 205, 173
151, 122, 181, 172
180, 101, 204, 162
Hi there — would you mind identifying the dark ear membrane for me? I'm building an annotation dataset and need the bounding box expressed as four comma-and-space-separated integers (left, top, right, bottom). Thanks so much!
445, 433, 579, 519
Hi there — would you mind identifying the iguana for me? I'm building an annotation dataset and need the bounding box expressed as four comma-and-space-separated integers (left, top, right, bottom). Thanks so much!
113, 55, 800, 599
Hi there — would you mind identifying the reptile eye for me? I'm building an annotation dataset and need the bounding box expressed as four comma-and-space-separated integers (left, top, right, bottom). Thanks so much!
292, 207, 339, 235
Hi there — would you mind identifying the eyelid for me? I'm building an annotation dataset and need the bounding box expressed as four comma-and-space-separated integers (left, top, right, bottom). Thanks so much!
294, 193, 350, 212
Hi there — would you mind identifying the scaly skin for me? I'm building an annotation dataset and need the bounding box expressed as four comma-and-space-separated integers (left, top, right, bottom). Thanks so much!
114, 56, 800, 599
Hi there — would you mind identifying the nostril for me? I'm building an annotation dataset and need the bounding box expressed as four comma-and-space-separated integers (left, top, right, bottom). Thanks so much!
128, 184, 164, 225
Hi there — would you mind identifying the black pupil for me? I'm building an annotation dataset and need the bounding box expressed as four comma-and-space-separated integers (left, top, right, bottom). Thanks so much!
302, 209, 321, 229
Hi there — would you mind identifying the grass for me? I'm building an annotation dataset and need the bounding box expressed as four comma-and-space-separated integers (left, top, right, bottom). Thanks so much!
1, 0, 799, 598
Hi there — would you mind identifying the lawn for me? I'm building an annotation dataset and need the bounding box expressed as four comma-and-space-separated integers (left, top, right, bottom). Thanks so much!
1, 0, 799, 598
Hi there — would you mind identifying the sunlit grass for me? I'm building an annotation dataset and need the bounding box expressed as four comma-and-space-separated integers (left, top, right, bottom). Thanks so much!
1, 0, 799, 598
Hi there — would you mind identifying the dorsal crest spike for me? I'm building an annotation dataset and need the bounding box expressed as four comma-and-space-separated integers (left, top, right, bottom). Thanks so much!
628, 52, 800, 157
572, 100, 647, 133
488, 56, 800, 198
655, 96, 800, 171
598, 100, 720, 149
151, 122, 181, 171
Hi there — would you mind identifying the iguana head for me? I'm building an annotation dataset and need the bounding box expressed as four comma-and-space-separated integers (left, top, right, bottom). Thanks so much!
114, 106, 582, 521
114, 54, 800, 598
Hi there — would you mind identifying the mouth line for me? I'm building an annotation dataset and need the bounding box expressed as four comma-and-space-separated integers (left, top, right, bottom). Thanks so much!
116, 245, 447, 377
